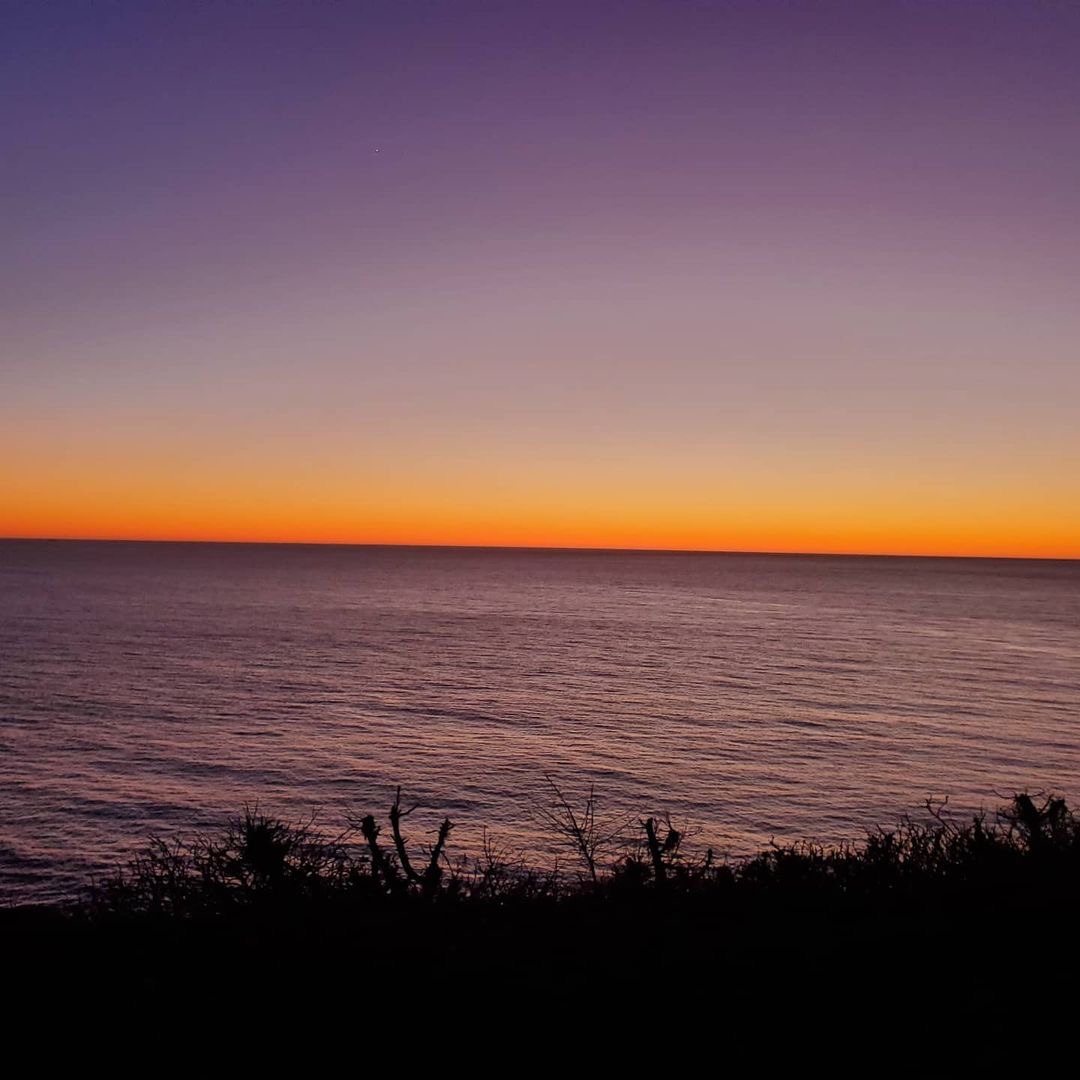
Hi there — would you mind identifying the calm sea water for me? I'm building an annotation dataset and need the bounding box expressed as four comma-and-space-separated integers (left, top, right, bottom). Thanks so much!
2, 540, 1078, 902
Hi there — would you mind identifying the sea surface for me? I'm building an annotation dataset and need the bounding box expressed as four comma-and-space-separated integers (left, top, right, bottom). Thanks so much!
2, 540, 1078, 902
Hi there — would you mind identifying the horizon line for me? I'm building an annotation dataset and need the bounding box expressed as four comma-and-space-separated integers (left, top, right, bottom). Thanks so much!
2, 535, 1077, 563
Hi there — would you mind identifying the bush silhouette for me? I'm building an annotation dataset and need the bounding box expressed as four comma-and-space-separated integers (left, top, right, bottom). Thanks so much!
88, 789, 1080, 918
6, 784, 1076, 1036
93, 806, 360, 916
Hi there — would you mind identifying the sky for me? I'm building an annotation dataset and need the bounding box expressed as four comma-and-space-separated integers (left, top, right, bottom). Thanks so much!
3, 0, 1079, 557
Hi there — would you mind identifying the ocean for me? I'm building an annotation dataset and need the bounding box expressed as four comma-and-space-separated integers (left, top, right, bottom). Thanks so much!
2, 539, 1078, 902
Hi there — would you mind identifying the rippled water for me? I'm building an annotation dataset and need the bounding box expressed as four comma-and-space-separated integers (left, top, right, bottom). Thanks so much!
2, 539, 1078, 902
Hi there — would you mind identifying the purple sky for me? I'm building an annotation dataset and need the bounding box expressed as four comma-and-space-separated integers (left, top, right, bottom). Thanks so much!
3, 1, 1079, 553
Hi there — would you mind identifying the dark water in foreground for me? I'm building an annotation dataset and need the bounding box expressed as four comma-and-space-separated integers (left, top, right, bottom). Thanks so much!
2, 540, 1078, 902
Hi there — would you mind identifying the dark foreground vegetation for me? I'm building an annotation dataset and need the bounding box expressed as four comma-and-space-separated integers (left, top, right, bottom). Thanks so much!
6, 783, 1080, 1053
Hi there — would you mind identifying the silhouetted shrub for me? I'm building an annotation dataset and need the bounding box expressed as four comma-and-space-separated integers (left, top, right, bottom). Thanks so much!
88, 790, 1080, 920
92, 807, 363, 917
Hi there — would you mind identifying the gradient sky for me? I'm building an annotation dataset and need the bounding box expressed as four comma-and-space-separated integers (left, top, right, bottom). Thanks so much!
3, 0, 1079, 556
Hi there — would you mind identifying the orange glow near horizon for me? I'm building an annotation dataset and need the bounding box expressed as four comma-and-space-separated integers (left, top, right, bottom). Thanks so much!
4, 462, 1078, 559
5, 398, 1078, 559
